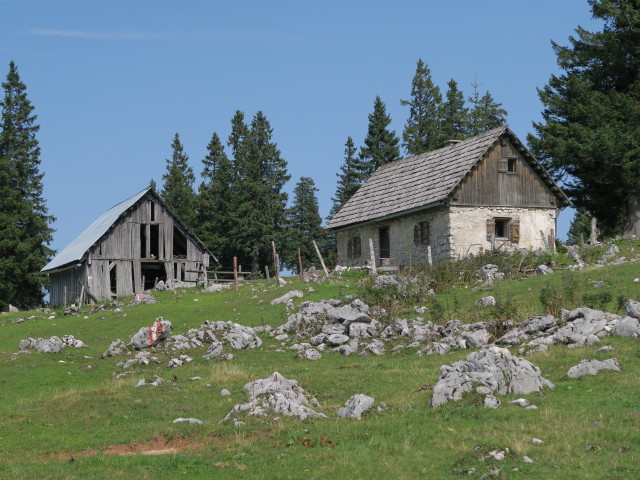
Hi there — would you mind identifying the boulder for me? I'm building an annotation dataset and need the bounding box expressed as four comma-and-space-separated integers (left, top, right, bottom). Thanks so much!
102, 339, 127, 358
536, 265, 554, 275
337, 394, 375, 419
611, 316, 640, 337
431, 346, 554, 407
270, 290, 304, 305
129, 318, 173, 349
220, 372, 326, 423
298, 348, 322, 360
325, 333, 350, 346
625, 299, 640, 320
19, 335, 86, 353
202, 340, 223, 360
567, 358, 620, 378
477, 296, 496, 307
374, 275, 399, 287
553, 308, 611, 346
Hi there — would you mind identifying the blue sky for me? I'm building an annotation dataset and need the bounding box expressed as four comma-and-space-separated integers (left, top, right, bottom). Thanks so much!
1, 0, 603, 256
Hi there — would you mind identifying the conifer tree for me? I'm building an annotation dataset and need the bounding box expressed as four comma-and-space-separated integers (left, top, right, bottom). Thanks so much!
329, 137, 367, 218
196, 132, 233, 260
468, 81, 508, 136
231, 112, 290, 274
401, 59, 442, 155
359, 96, 401, 176
282, 176, 324, 272
0, 61, 55, 309
437, 79, 468, 144
528, 0, 640, 237
161, 133, 197, 228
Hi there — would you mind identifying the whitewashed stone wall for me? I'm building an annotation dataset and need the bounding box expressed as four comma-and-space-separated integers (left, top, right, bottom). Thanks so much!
448, 206, 556, 258
335, 207, 452, 267
335, 205, 557, 267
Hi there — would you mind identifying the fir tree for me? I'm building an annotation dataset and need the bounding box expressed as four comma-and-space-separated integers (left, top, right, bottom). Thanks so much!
567, 207, 593, 245
161, 133, 197, 228
196, 132, 233, 260
437, 79, 468, 144
328, 137, 366, 218
468, 81, 508, 136
528, 0, 640, 237
282, 176, 324, 272
359, 96, 400, 176
0, 61, 55, 309
231, 111, 290, 274
401, 59, 442, 155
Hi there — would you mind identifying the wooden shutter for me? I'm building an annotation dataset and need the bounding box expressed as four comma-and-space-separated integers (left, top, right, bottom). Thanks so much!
486, 218, 495, 241
511, 219, 520, 243
498, 159, 508, 172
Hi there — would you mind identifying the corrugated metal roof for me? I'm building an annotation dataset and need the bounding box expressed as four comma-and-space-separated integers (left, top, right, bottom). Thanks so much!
42, 187, 152, 272
325, 126, 570, 230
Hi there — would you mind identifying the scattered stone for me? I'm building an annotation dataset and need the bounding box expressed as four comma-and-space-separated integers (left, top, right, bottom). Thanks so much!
523, 455, 534, 463
298, 348, 322, 360
172, 418, 203, 425
611, 316, 640, 337
169, 355, 193, 368
202, 341, 223, 361
567, 358, 620, 378
484, 395, 501, 408
220, 389, 231, 396
536, 265, 553, 275
219, 353, 234, 361
131, 292, 158, 305
101, 339, 127, 358
8, 304, 19, 313
220, 372, 326, 423
325, 333, 350, 346
531, 438, 543, 445
510, 398, 530, 408
135, 375, 166, 387
364, 339, 386, 356
129, 318, 173, 349
277, 277, 288, 287
625, 299, 640, 320
431, 346, 555, 407
337, 394, 375, 419
488, 450, 506, 461
374, 275, 399, 287
270, 290, 304, 305
477, 296, 496, 307
596, 345, 614, 352
190, 376, 202, 381
120, 351, 160, 369
19, 335, 86, 353
415, 306, 428, 314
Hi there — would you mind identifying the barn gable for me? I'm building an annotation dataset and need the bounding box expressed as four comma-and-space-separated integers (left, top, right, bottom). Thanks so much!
42, 187, 215, 306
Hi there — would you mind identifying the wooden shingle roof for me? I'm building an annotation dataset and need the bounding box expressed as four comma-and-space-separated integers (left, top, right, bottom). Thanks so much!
326, 126, 570, 230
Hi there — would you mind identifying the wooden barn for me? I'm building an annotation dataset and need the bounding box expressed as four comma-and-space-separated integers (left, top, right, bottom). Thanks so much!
42, 187, 215, 306
326, 126, 572, 266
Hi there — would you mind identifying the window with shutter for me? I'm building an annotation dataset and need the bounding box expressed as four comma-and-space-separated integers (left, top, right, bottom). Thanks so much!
486, 218, 495, 241
511, 219, 520, 243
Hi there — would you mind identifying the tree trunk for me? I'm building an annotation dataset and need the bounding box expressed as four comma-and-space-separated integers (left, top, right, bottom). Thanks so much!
623, 197, 640, 239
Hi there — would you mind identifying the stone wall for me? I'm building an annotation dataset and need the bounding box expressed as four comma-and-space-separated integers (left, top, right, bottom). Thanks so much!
335, 205, 557, 267
335, 207, 451, 267
448, 206, 556, 258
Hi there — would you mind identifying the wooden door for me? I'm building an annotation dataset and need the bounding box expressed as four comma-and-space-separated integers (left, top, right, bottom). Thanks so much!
379, 227, 390, 259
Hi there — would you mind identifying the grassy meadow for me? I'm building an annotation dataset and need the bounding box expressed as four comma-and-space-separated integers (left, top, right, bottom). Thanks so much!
1, 243, 639, 479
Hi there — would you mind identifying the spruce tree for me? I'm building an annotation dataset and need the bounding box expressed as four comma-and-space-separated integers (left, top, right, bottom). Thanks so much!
401, 59, 442, 155
359, 96, 401, 176
161, 133, 197, 228
437, 79, 468, 144
468, 81, 508, 136
283, 176, 324, 272
528, 0, 640, 237
329, 137, 367, 218
0, 61, 55, 309
231, 112, 290, 274
196, 132, 233, 260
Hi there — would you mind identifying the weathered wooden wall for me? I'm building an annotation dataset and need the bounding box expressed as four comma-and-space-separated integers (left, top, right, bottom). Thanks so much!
451, 140, 557, 208
49, 268, 81, 306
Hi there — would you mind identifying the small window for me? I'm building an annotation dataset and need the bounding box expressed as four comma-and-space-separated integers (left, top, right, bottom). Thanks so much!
507, 158, 516, 173
495, 218, 509, 239
498, 158, 518, 173
347, 239, 353, 259
487, 217, 520, 243
415, 221, 429, 245
353, 237, 362, 258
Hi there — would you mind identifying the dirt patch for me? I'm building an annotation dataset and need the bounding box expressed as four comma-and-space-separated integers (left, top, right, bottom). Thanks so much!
54, 434, 206, 459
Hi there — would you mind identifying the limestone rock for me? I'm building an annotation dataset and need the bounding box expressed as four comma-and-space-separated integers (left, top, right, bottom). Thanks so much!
431, 346, 554, 407
298, 348, 322, 360
102, 339, 127, 358
129, 318, 173, 349
270, 290, 304, 305
484, 395, 501, 408
337, 394, 375, 419
611, 316, 640, 337
202, 340, 223, 360
477, 296, 496, 307
172, 418, 203, 425
567, 358, 620, 378
536, 265, 553, 275
625, 299, 640, 320
220, 372, 326, 423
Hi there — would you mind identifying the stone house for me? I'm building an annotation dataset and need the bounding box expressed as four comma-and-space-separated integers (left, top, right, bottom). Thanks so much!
42, 187, 215, 306
325, 126, 572, 267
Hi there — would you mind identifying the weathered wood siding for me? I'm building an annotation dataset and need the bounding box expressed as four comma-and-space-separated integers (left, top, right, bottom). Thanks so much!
50, 193, 210, 306
451, 140, 557, 208
49, 267, 81, 306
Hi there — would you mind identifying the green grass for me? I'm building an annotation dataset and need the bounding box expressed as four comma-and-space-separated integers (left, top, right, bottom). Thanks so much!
1, 254, 639, 479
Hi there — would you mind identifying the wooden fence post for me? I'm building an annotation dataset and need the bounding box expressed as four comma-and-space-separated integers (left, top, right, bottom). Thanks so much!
271, 241, 279, 281
368, 238, 376, 275
298, 248, 304, 281
313, 240, 329, 277
233, 256, 238, 292
265, 265, 270, 282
